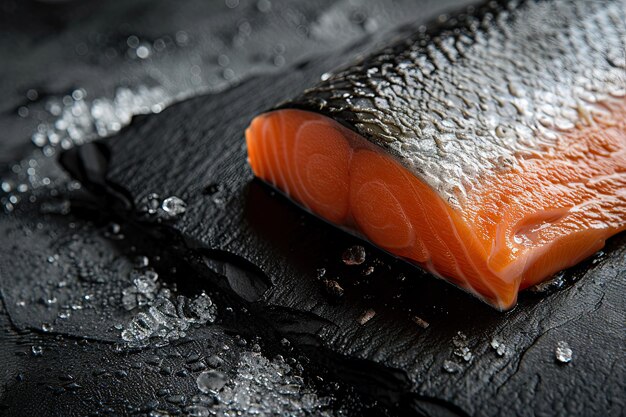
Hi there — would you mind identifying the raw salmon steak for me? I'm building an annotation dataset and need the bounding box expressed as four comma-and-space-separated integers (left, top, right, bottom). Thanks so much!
245, 0, 626, 309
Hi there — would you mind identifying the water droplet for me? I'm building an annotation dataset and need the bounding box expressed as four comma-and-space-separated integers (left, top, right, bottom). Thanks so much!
555, 341, 572, 363
127, 35, 140, 48
31, 345, 43, 356
175, 31, 189, 46
1, 181, 13, 193
41, 323, 53, 332
196, 370, 227, 394
136, 45, 151, 59
161, 196, 187, 216
186, 405, 210, 417
342, 245, 366, 265
26, 89, 39, 101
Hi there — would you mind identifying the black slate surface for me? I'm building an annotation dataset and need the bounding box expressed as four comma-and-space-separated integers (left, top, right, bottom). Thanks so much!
1, 0, 625, 416
59, 15, 626, 417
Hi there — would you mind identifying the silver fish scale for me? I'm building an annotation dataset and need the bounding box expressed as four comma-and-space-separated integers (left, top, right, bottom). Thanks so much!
283, 0, 626, 205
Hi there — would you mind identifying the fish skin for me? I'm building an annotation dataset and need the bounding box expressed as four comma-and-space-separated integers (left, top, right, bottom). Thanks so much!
278, 0, 626, 204
247, 0, 626, 309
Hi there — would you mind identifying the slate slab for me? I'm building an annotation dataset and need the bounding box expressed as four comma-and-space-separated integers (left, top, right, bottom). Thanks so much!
60, 24, 626, 417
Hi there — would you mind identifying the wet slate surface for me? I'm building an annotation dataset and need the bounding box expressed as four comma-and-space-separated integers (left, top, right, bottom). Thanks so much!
0, 194, 380, 416
1, 0, 625, 416
60, 22, 626, 417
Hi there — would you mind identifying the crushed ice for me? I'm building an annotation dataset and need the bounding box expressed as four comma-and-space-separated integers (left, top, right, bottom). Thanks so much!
442, 360, 462, 374
490, 338, 507, 356
342, 245, 365, 265
120, 268, 217, 345
186, 352, 334, 417
555, 341, 573, 363
161, 196, 187, 217
31, 86, 170, 151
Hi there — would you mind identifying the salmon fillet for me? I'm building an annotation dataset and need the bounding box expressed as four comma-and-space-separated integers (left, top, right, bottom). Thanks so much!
245, 0, 626, 309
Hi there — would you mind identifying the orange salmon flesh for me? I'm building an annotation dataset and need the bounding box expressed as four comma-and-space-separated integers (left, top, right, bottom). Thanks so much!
245, 106, 626, 309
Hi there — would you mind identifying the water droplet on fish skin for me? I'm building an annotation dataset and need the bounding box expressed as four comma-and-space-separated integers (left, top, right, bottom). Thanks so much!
442, 360, 462, 373
31, 345, 43, 356
256, 0, 271, 12
166, 394, 186, 404
127, 35, 140, 49
196, 370, 227, 394
136, 45, 151, 59
161, 196, 187, 217
342, 245, 366, 265
26, 89, 39, 101
41, 323, 53, 332
185, 405, 210, 417
17, 106, 29, 118
555, 341, 573, 363
1, 181, 13, 193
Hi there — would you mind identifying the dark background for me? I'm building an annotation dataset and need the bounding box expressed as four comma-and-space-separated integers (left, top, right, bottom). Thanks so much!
1, 1, 624, 416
